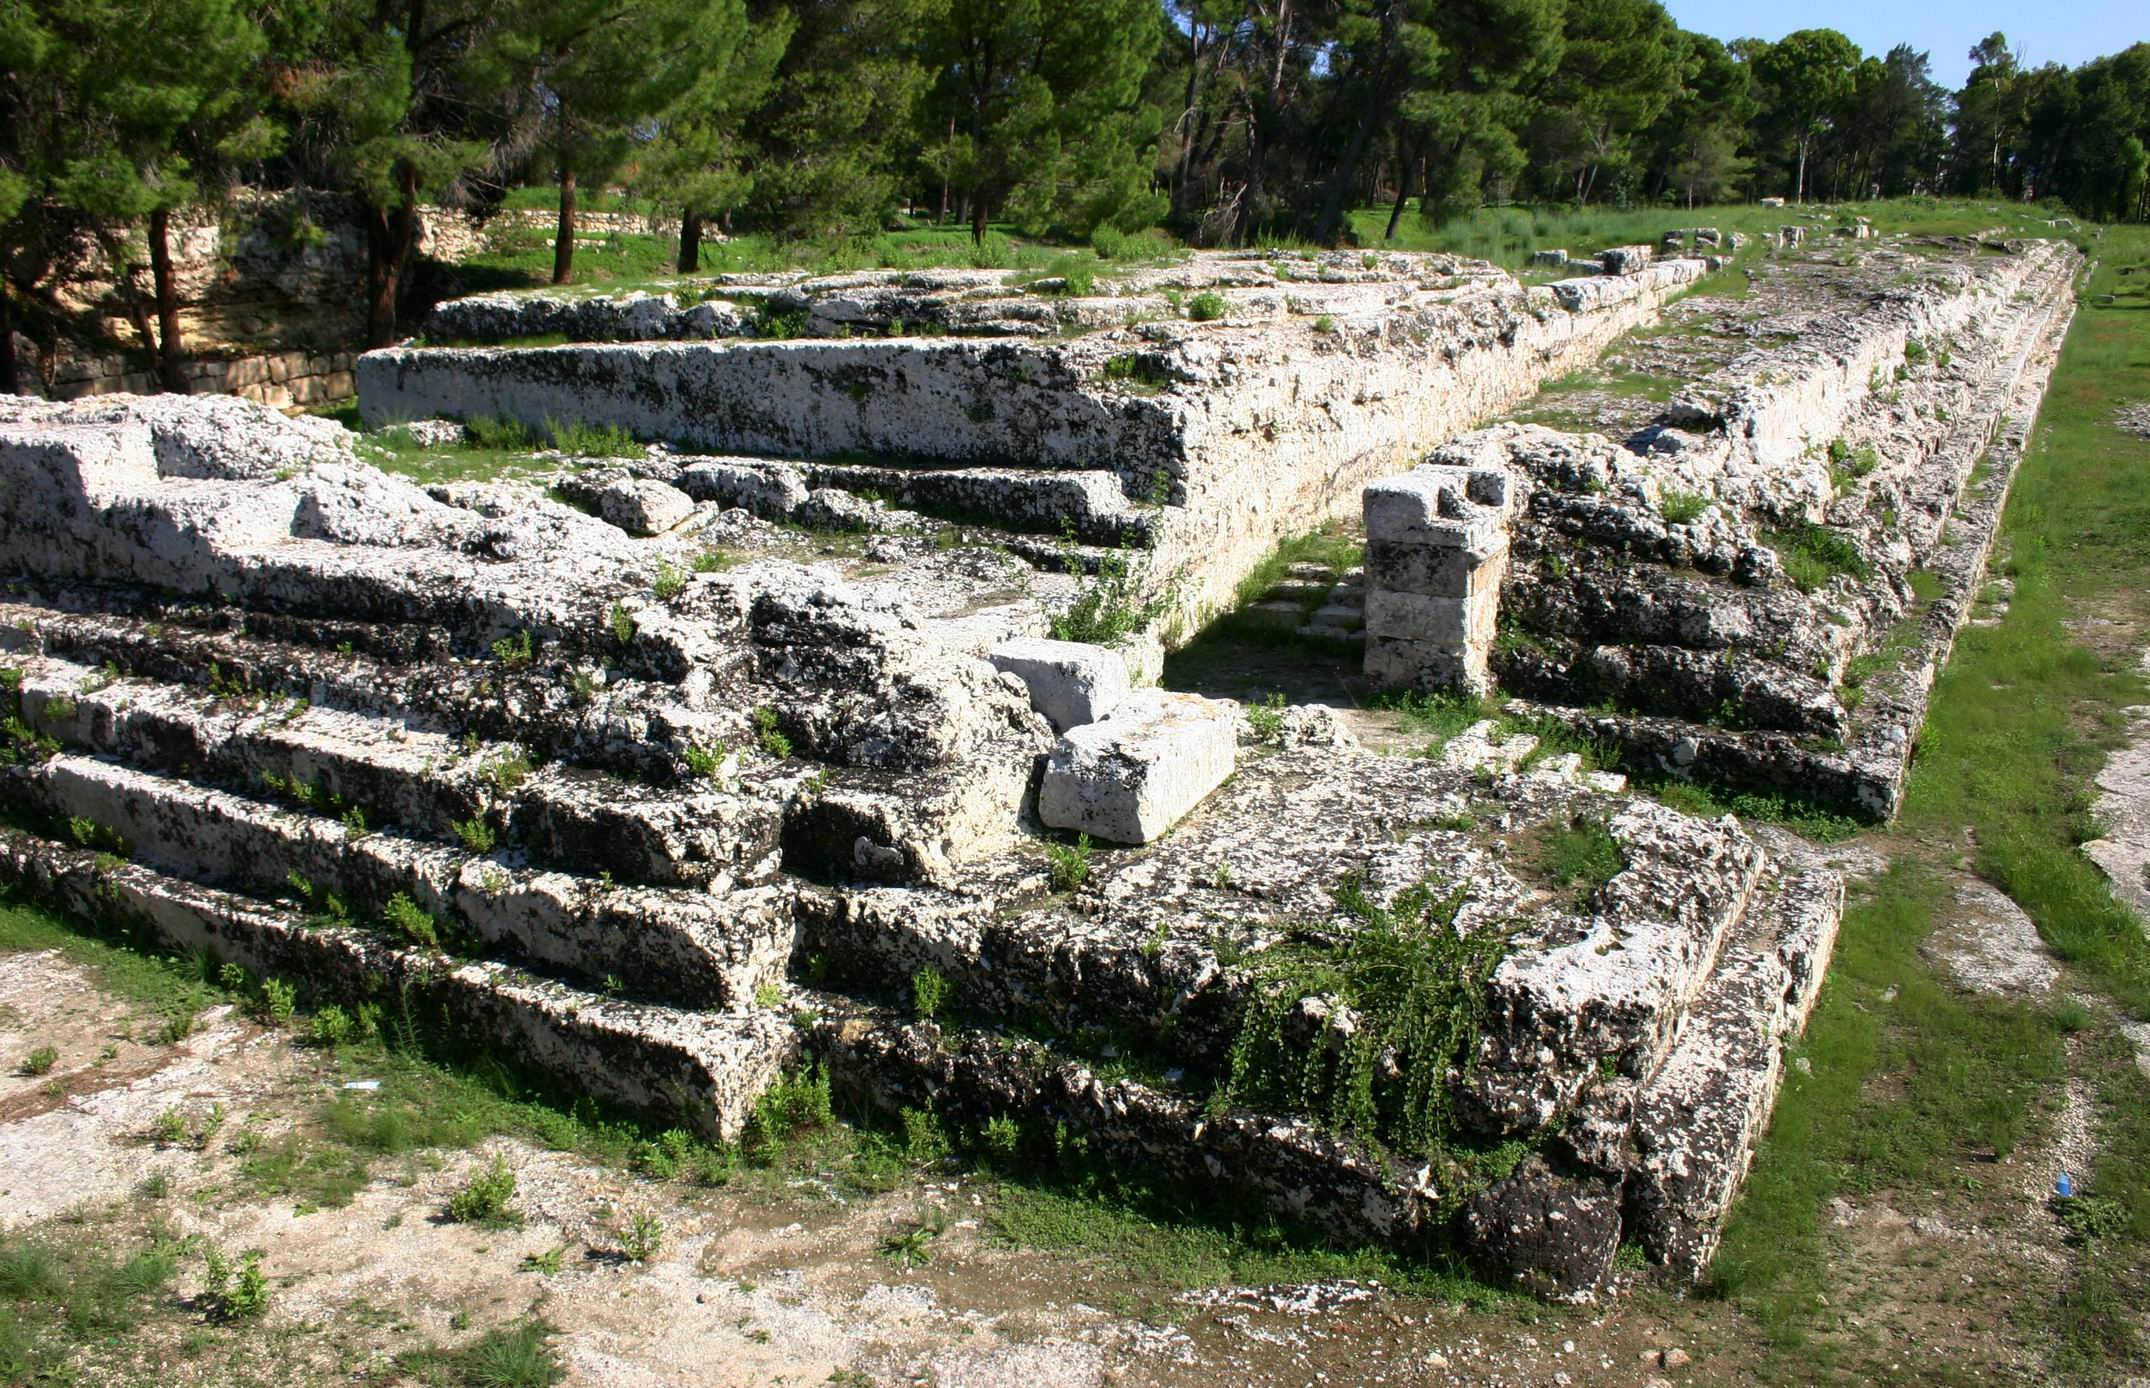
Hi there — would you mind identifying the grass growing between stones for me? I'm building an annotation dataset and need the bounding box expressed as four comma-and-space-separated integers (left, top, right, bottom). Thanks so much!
1709, 226, 2150, 1377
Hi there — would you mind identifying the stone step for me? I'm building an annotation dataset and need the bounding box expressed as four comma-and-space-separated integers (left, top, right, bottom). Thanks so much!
1617, 864, 1841, 1279
1259, 579, 1331, 605
1303, 601, 1365, 633
675, 456, 1163, 548
0, 824, 798, 1141
0, 595, 763, 791
9, 650, 792, 890
12, 753, 791, 1010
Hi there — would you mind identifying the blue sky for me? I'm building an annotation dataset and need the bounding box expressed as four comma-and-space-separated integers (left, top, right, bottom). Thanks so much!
1660, 0, 2143, 89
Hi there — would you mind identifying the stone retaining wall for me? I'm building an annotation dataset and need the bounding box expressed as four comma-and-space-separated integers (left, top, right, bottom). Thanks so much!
43, 348, 360, 410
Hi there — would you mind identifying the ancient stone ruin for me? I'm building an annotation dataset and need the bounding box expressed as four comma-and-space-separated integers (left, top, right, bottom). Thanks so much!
0, 234, 2077, 1299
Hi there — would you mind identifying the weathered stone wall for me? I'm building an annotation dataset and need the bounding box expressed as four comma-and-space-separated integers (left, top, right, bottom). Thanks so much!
43, 347, 360, 409
360, 252, 1706, 629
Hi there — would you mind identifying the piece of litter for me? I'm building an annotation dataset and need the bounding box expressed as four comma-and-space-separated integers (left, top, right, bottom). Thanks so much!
342, 1079, 381, 1091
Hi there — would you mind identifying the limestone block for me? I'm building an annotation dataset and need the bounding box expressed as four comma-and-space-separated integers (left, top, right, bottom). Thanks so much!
988, 637, 1130, 733
1364, 537, 1504, 599
1779, 225, 1807, 247
1598, 244, 1653, 276
1037, 689, 1236, 844
1527, 249, 1569, 268
1365, 634, 1486, 696
1363, 588, 1477, 645
598, 477, 694, 535
1362, 472, 1512, 550
677, 459, 810, 517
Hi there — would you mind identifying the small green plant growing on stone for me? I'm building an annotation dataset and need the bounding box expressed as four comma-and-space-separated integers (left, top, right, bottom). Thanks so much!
683, 741, 727, 777
1768, 522, 1870, 592
1534, 817, 1626, 908
1098, 353, 1172, 393
1658, 488, 1709, 525
753, 706, 790, 759
340, 805, 369, 836
19, 1044, 57, 1076
620, 1210, 664, 1262
1046, 833, 1092, 892
447, 1152, 520, 1226
1245, 691, 1288, 744
1903, 337, 1929, 364
44, 694, 78, 721
482, 748, 532, 795
519, 1246, 565, 1274
451, 816, 498, 854
692, 549, 736, 574
1187, 290, 1227, 321
382, 892, 442, 950
1312, 313, 1337, 333
202, 1245, 269, 1320
1048, 544, 1170, 646
911, 965, 950, 1021
491, 629, 535, 667
753, 980, 782, 1009
608, 603, 636, 647
652, 559, 686, 602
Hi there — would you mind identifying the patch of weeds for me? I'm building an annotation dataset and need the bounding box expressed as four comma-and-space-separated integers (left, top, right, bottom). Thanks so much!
1766, 522, 1871, 592
1224, 873, 1510, 1159
752, 705, 791, 759
880, 1209, 947, 1269
1659, 488, 1710, 525
1644, 777, 1863, 842
382, 893, 442, 950
451, 817, 499, 855
1186, 291, 1227, 322
519, 1247, 565, 1274
18, 1044, 57, 1076
480, 749, 532, 796
1098, 353, 1173, 393
1521, 817, 1625, 907
683, 741, 728, 778
1382, 689, 1499, 756
258, 978, 297, 1027
691, 548, 736, 573
310, 1005, 355, 1048
490, 630, 535, 668
1244, 692, 1287, 744
618, 1211, 664, 1262
607, 603, 636, 647
1049, 543, 1171, 647
446, 1152, 521, 1228
651, 559, 686, 602
400, 1317, 564, 1388
547, 418, 639, 459
1830, 442, 1882, 494
1046, 834, 1093, 893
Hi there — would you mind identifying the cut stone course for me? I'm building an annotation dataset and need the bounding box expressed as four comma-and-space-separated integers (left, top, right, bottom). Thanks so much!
987, 637, 1131, 733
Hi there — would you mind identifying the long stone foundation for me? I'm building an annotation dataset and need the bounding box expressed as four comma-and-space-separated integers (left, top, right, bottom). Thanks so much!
358, 251, 1703, 629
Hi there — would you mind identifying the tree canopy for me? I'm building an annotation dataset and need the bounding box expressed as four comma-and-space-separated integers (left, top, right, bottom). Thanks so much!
5, 2, 2149, 392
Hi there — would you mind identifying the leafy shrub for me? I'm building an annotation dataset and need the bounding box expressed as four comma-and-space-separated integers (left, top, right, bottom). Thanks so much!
1048, 547, 1170, 645
259, 978, 297, 1027
1312, 313, 1337, 333
382, 892, 441, 950
608, 603, 636, 646
620, 1211, 664, 1262
683, 741, 727, 777
753, 706, 791, 759
491, 630, 535, 667
310, 1005, 354, 1049
1187, 291, 1227, 321
652, 560, 686, 601
692, 549, 736, 573
1245, 692, 1288, 743
983, 1114, 1023, 1160
1766, 523, 1870, 593
18, 1045, 57, 1076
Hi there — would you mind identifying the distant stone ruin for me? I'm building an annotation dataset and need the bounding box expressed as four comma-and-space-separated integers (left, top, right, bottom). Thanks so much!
0, 232, 2075, 1299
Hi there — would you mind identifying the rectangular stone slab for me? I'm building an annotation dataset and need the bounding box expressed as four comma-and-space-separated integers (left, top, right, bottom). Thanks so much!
988, 636, 1130, 733
1037, 689, 1236, 844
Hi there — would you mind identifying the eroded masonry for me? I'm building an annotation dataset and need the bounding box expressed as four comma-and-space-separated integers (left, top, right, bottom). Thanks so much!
0, 234, 2078, 1299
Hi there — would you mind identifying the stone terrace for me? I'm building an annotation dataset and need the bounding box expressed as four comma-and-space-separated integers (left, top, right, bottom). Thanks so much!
6, 338, 1847, 1297
358, 249, 1703, 627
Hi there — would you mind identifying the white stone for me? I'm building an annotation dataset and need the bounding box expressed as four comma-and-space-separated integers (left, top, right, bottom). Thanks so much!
987, 637, 1130, 733
1037, 689, 1236, 844
598, 477, 694, 535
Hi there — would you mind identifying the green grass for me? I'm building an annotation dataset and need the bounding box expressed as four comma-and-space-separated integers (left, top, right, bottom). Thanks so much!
1710, 866, 2069, 1338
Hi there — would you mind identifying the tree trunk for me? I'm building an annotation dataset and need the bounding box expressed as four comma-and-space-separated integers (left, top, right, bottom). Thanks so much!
552, 166, 577, 285
970, 188, 988, 245
1795, 139, 1809, 204
148, 208, 188, 394
677, 209, 701, 273
1384, 139, 1414, 240
0, 279, 16, 396
362, 164, 421, 349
